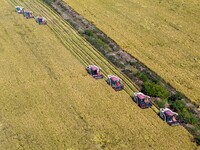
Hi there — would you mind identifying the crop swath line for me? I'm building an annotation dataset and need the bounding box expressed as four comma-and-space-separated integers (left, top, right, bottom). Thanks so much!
7, 0, 190, 147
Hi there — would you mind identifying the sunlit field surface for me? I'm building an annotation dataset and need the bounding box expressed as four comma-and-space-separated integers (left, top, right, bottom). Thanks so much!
0, 0, 198, 149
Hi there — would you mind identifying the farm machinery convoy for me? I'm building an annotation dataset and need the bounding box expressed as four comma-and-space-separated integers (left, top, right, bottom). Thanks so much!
86, 65, 124, 91
86, 64, 179, 125
15, 6, 47, 25
14, 5, 180, 127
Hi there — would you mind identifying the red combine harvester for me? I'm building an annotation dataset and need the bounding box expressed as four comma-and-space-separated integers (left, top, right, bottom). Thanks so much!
23, 10, 34, 19
35, 16, 47, 25
160, 108, 179, 126
133, 92, 152, 109
86, 65, 103, 79
107, 75, 124, 91
15, 6, 24, 14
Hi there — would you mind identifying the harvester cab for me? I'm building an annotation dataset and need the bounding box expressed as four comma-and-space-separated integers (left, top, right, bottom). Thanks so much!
160, 108, 179, 126
15, 6, 24, 14
107, 75, 124, 91
23, 10, 34, 19
35, 16, 47, 25
86, 65, 103, 79
133, 92, 152, 108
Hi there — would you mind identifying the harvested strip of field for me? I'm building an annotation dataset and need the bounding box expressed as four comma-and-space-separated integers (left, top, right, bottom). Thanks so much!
64, 0, 200, 105
0, 0, 198, 149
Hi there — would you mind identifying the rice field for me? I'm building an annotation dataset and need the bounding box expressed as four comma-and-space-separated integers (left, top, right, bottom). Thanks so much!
64, 0, 200, 105
0, 0, 199, 149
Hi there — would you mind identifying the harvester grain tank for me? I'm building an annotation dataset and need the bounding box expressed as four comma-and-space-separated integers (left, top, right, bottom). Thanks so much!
15, 6, 24, 14
160, 108, 179, 126
107, 75, 124, 91
86, 65, 103, 79
133, 92, 152, 109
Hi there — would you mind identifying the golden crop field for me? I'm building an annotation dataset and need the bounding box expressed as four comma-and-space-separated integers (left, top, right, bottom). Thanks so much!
0, 0, 199, 149
65, 0, 200, 104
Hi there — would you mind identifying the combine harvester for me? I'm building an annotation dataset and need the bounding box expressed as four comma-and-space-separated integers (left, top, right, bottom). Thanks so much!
160, 108, 179, 126
23, 10, 34, 19
35, 16, 47, 25
133, 92, 152, 109
86, 65, 103, 79
107, 75, 124, 91
15, 6, 24, 14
